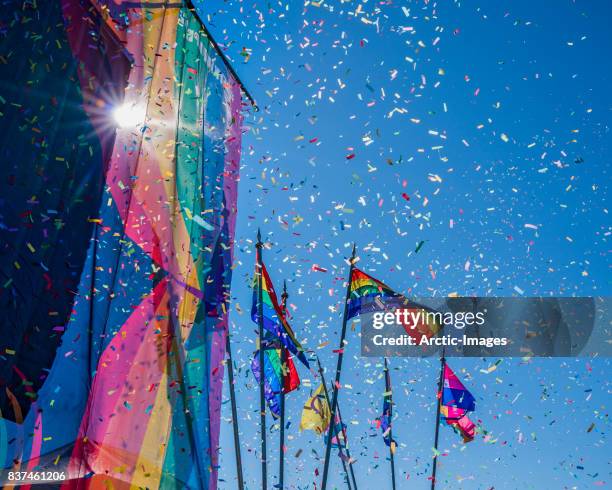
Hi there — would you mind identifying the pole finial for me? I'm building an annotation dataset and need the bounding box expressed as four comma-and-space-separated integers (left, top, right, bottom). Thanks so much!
256, 228, 262, 248
349, 243, 357, 267
281, 280, 288, 304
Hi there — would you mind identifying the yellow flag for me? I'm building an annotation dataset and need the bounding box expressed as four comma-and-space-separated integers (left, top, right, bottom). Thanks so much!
299, 384, 331, 434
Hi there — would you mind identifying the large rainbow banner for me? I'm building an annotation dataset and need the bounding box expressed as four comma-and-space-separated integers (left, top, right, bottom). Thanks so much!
0, 1, 245, 488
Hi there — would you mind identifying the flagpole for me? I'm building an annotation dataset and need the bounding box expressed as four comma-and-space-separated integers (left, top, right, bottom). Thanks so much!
321, 243, 357, 490
279, 281, 288, 490
336, 403, 358, 490
256, 229, 267, 490
384, 358, 396, 490
315, 356, 353, 490
430, 347, 446, 490
226, 332, 245, 490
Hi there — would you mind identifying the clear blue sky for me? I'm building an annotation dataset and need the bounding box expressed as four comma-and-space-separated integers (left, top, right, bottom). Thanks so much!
196, 0, 610, 488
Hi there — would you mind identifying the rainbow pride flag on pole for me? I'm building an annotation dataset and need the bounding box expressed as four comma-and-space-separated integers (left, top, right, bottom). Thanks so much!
347, 268, 402, 319
440, 363, 477, 442
251, 348, 300, 417
250, 259, 309, 415
347, 268, 442, 339
251, 262, 310, 368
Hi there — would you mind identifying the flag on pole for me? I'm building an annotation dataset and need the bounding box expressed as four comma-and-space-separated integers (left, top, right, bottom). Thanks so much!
300, 384, 331, 434
252, 348, 300, 417
252, 262, 310, 368
377, 369, 397, 452
440, 363, 477, 442
347, 268, 442, 338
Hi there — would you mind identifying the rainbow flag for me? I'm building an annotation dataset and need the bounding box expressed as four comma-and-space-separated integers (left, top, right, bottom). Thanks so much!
440, 363, 477, 442
0, 3, 244, 488
347, 268, 442, 338
251, 348, 300, 417
347, 268, 401, 319
251, 261, 310, 368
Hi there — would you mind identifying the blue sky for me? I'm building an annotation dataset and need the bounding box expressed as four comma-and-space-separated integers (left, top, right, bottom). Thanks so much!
196, 0, 610, 488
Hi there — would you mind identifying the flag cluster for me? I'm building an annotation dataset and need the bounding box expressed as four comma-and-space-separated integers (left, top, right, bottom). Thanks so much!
251, 257, 480, 472
440, 363, 477, 442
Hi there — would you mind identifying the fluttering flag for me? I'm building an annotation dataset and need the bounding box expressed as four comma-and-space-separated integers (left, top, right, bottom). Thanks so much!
252, 262, 310, 368
252, 348, 300, 417
300, 384, 331, 434
377, 363, 397, 452
440, 363, 477, 442
347, 267, 442, 339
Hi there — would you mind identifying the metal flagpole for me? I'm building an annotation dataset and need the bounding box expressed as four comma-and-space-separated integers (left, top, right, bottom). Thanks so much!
335, 403, 358, 490
225, 332, 245, 490
430, 347, 446, 490
384, 358, 396, 490
279, 281, 288, 490
256, 229, 267, 490
316, 356, 353, 490
321, 243, 357, 490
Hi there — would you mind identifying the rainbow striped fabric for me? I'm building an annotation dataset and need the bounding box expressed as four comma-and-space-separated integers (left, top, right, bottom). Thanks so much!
347, 268, 402, 319
0, 3, 244, 489
251, 261, 310, 368
251, 348, 300, 417
440, 363, 477, 442
347, 268, 442, 338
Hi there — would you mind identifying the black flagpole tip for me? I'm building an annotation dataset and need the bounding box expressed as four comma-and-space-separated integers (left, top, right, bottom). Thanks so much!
257, 228, 261, 241
349, 242, 357, 266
